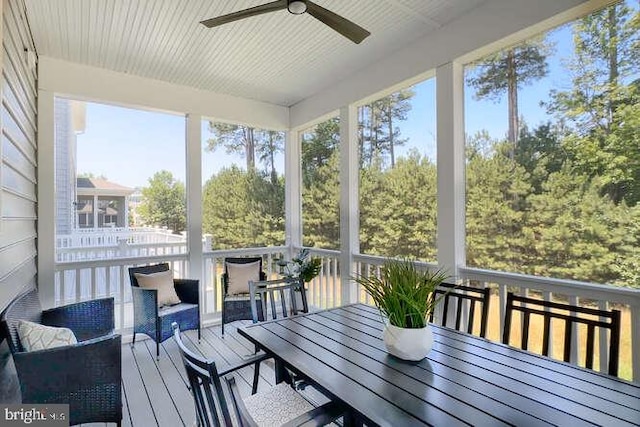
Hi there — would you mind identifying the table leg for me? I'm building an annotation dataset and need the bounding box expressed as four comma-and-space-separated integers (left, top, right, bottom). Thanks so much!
274, 357, 293, 385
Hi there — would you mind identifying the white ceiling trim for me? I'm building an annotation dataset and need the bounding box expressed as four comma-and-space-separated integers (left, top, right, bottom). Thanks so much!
38, 56, 290, 130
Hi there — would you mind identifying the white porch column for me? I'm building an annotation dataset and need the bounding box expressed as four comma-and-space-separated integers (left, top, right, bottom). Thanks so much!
339, 105, 359, 305
37, 90, 56, 308
285, 130, 302, 255
436, 62, 465, 279
186, 114, 203, 284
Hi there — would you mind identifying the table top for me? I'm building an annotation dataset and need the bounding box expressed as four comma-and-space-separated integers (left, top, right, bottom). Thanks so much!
238, 303, 640, 427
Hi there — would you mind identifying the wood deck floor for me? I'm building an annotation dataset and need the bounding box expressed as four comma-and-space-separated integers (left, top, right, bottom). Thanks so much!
90, 321, 283, 427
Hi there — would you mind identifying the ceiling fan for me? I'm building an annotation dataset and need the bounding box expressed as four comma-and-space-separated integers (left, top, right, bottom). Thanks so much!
200, 0, 371, 44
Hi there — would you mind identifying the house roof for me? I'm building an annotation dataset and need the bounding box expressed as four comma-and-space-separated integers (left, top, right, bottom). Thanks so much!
76, 178, 135, 197
24, 0, 486, 107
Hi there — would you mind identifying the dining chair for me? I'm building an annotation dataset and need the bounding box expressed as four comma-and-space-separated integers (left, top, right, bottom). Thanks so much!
248, 277, 308, 323
429, 283, 491, 338
502, 292, 621, 376
172, 323, 345, 427
221, 257, 267, 335
128, 263, 200, 358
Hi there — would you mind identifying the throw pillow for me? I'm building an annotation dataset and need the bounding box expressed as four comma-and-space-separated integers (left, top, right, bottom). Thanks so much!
135, 270, 182, 307
17, 320, 78, 352
226, 261, 261, 295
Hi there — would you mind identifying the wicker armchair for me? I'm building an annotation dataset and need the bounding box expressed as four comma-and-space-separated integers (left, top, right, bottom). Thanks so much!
0, 287, 122, 426
128, 263, 200, 358
221, 257, 266, 335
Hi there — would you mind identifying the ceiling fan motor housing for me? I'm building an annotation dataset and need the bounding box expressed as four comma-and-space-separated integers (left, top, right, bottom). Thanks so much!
288, 1, 307, 15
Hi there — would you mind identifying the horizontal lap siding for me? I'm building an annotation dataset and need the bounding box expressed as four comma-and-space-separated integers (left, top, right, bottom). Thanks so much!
0, 0, 37, 313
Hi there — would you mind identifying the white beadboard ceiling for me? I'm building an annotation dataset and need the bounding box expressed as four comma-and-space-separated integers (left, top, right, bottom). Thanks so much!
24, 0, 485, 107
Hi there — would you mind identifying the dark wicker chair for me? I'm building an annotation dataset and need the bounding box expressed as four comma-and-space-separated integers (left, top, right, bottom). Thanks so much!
221, 257, 267, 335
128, 263, 200, 358
429, 283, 491, 338
173, 323, 345, 426
503, 292, 621, 376
0, 286, 122, 426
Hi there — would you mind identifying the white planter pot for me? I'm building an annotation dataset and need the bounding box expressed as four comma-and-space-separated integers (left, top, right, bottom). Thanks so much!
383, 323, 434, 361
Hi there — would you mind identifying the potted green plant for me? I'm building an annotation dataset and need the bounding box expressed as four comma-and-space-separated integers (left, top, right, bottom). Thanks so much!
278, 249, 322, 307
353, 258, 450, 361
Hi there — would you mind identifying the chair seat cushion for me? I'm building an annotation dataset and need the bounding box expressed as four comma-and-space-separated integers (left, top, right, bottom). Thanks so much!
243, 383, 314, 427
17, 320, 78, 351
158, 302, 198, 316
135, 270, 181, 307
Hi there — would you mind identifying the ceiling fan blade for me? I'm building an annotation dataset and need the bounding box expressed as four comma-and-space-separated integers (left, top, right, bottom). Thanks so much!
306, 1, 370, 44
200, 0, 288, 28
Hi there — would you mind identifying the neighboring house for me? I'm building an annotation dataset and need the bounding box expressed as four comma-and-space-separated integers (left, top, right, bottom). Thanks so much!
76, 178, 134, 229
54, 98, 85, 234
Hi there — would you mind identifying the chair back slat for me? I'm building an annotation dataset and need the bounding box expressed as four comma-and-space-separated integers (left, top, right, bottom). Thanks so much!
502, 292, 622, 376
0, 287, 43, 353
249, 278, 308, 323
172, 323, 233, 426
430, 283, 491, 338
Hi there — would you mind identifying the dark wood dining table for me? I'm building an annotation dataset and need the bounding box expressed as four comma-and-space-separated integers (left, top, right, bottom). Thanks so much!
238, 303, 640, 427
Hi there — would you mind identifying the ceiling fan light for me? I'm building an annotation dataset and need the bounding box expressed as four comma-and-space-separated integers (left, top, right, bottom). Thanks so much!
288, 1, 307, 15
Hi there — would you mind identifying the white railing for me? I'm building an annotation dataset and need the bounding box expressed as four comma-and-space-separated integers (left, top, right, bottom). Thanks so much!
54, 254, 189, 333
56, 226, 184, 248
304, 247, 341, 309
352, 253, 640, 382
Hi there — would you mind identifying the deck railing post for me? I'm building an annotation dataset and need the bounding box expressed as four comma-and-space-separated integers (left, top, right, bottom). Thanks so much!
339, 105, 359, 305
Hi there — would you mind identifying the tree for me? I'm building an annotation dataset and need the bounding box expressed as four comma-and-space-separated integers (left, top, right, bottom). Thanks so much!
138, 171, 186, 233
202, 166, 284, 248
359, 89, 415, 168
301, 118, 340, 185
206, 123, 285, 177
546, 2, 640, 204
256, 130, 284, 183
467, 40, 551, 147
206, 123, 257, 171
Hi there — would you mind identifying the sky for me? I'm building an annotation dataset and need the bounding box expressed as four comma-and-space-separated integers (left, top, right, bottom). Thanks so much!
74, 12, 589, 189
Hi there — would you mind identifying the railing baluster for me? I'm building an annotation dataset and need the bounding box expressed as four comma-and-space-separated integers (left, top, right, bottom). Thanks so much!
569, 295, 579, 365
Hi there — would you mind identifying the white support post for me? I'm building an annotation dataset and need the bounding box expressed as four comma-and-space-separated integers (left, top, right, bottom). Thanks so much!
37, 90, 56, 308
339, 105, 359, 305
285, 130, 302, 257
436, 62, 466, 281
186, 114, 203, 286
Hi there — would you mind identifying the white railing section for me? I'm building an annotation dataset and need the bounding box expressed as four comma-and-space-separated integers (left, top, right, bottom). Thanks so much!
304, 247, 341, 309
351, 252, 639, 382
54, 254, 188, 334
459, 267, 640, 383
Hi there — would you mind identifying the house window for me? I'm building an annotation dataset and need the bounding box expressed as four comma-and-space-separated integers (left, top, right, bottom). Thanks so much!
358, 79, 437, 262
463, 0, 640, 286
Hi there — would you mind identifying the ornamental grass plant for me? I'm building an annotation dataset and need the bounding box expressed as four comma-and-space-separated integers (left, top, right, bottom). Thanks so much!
354, 258, 450, 328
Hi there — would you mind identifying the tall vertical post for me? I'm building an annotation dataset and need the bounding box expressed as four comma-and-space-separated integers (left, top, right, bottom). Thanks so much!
285, 130, 302, 257
92, 195, 98, 228
436, 62, 465, 280
340, 105, 359, 305
37, 90, 56, 308
186, 114, 203, 285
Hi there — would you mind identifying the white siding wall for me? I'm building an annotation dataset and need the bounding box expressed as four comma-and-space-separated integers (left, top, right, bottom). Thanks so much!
0, 0, 37, 311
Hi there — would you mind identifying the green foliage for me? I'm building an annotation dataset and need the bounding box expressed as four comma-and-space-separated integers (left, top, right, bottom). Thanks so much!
280, 249, 322, 283
202, 166, 284, 248
138, 171, 186, 233
353, 259, 449, 328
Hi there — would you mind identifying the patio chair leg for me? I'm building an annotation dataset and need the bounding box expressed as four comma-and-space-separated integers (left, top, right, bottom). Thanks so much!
252, 361, 260, 395
156, 342, 160, 360
198, 326, 201, 343
131, 333, 136, 347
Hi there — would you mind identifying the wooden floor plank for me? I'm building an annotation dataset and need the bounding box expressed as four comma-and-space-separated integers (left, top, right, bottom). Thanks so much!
143, 339, 196, 425
121, 343, 157, 427
130, 341, 185, 427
